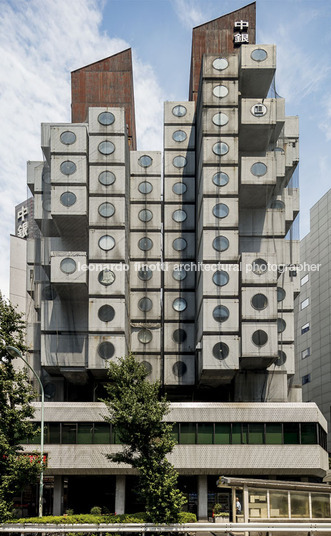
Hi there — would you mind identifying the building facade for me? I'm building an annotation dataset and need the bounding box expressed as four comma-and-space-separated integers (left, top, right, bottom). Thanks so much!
11, 2, 328, 520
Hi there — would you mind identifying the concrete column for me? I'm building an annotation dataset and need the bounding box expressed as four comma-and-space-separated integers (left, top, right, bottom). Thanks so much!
53, 476, 62, 516
115, 475, 126, 514
198, 475, 208, 521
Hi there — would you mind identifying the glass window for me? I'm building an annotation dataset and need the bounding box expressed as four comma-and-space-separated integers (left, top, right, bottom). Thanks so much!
270, 200, 285, 209
60, 191, 76, 207
138, 209, 153, 222
213, 342, 229, 360
77, 423, 93, 444
213, 142, 229, 156
60, 258, 76, 274
42, 197, 51, 212
42, 168, 51, 183
275, 351, 287, 367
98, 305, 115, 322
173, 155, 187, 168
172, 105, 187, 117
98, 202, 115, 218
301, 322, 310, 334
251, 162, 267, 177
138, 155, 153, 168
138, 181, 153, 194
277, 287, 286, 302
248, 489, 268, 518
94, 423, 110, 444
251, 48, 268, 61
172, 267, 187, 281
301, 298, 309, 309
99, 170, 116, 186
213, 270, 229, 287
301, 347, 310, 359
60, 160, 76, 175
171, 423, 179, 443
212, 113, 229, 127
301, 274, 309, 286
213, 305, 229, 323
215, 423, 230, 444
197, 423, 213, 444
251, 104, 267, 117
173, 182, 187, 195
42, 286, 57, 300
141, 361, 152, 375
213, 203, 229, 219
252, 258, 268, 275
212, 171, 229, 187
98, 140, 115, 155
62, 423, 76, 444
251, 293, 268, 310
173, 130, 187, 142
284, 423, 299, 444
173, 298, 187, 312
213, 236, 229, 252
301, 423, 317, 444
213, 85, 228, 98
212, 57, 228, 70
47, 423, 60, 444
98, 269, 115, 286
290, 492, 309, 518
98, 235, 115, 251
311, 493, 331, 518
173, 361, 187, 377
173, 329, 187, 344
248, 423, 264, 444
180, 423, 196, 444
60, 131, 76, 145
138, 328, 152, 344
98, 111, 115, 126
138, 266, 153, 281
277, 318, 286, 333
172, 209, 187, 223
98, 341, 115, 359
252, 330, 268, 346
270, 491, 289, 518
138, 297, 153, 312
231, 423, 242, 444
173, 238, 187, 251
138, 237, 153, 251
265, 423, 282, 444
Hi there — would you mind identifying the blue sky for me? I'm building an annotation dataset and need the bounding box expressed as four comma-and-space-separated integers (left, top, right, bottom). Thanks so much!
0, 0, 330, 296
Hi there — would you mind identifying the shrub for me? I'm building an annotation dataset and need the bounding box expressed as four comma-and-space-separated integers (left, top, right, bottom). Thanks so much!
178, 511, 197, 523
66, 509, 74, 516
90, 507, 102, 515
213, 503, 223, 515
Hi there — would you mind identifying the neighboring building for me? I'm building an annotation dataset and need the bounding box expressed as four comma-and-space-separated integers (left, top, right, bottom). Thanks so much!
12, 1, 328, 520
295, 188, 331, 452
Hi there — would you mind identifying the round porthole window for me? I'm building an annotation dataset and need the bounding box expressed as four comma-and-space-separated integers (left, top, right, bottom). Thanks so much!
275, 350, 286, 366
270, 200, 285, 209
172, 130, 187, 142
251, 293, 268, 310
172, 267, 187, 281
98, 235, 115, 251
138, 237, 153, 251
98, 111, 115, 126
60, 191, 76, 207
42, 168, 51, 183
173, 155, 187, 168
213, 270, 229, 287
172, 209, 187, 223
138, 181, 153, 194
172, 182, 187, 195
213, 142, 229, 156
252, 258, 268, 275
60, 131, 76, 145
251, 48, 268, 62
173, 361, 187, 377
60, 258, 76, 274
42, 197, 51, 212
98, 170, 116, 186
213, 203, 229, 219
138, 267, 153, 281
277, 287, 286, 302
173, 298, 187, 312
98, 141, 115, 155
213, 305, 229, 323
173, 329, 187, 344
98, 341, 114, 359
138, 297, 153, 312
213, 342, 229, 360
213, 236, 229, 252
98, 202, 115, 218
251, 103, 267, 117
141, 361, 152, 375
139, 209, 153, 222
138, 155, 153, 168
212, 171, 229, 187
138, 328, 152, 344
42, 285, 57, 300
251, 162, 267, 177
252, 330, 268, 346
278, 318, 286, 333
172, 105, 187, 117
212, 57, 229, 70
98, 269, 115, 286
213, 85, 229, 98
173, 238, 187, 251
212, 112, 229, 127
60, 160, 76, 175
98, 305, 115, 322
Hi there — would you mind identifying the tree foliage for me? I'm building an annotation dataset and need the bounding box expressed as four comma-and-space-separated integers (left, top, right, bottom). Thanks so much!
103, 354, 186, 523
0, 293, 41, 521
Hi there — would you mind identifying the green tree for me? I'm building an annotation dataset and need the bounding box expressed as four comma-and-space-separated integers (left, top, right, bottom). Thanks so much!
103, 353, 186, 523
0, 293, 41, 521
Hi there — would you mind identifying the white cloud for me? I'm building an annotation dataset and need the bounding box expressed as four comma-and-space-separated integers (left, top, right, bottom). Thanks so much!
0, 0, 164, 297
172, 0, 208, 29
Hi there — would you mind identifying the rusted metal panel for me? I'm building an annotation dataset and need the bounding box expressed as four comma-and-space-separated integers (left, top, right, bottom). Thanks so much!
189, 2, 256, 101
71, 48, 137, 150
